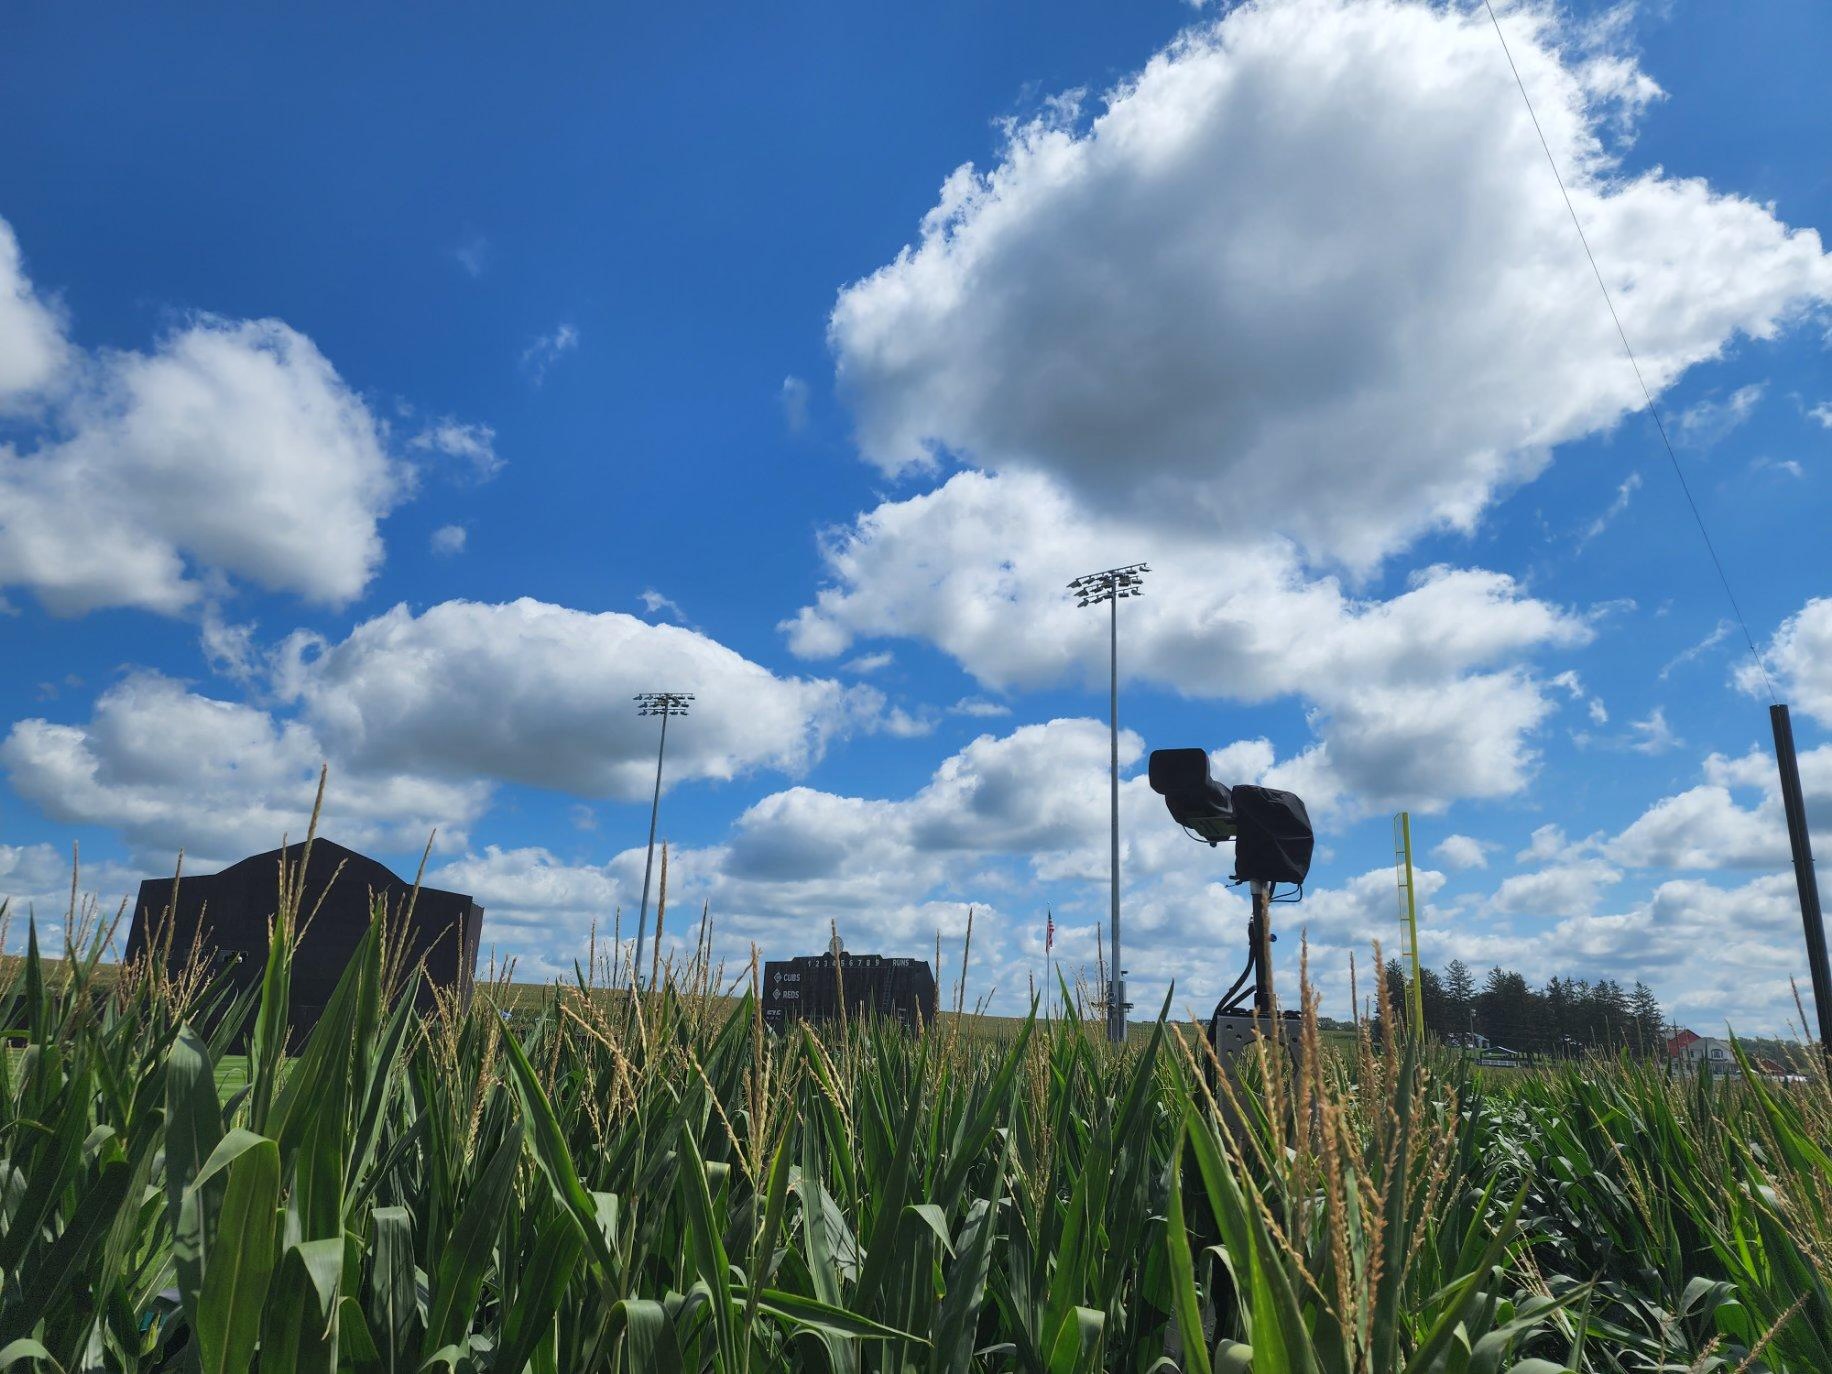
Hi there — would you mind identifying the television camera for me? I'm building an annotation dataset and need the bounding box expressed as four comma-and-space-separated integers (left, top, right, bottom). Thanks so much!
1147, 748, 1314, 1062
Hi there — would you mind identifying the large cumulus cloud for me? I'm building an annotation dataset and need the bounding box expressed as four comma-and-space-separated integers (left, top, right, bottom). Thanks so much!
828, 0, 1830, 567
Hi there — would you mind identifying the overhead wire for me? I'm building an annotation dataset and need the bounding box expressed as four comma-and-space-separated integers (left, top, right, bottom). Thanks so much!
1479, 0, 1778, 703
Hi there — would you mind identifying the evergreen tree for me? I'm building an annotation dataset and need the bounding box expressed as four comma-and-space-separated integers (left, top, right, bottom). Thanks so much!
1590, 979, 1632, 1050
1543, 977, 1577, 1058
1411, 961, 1671, 1059
1629, 982, 1664, 1054
1479, 968, 1536, 1054
1443, 959, 1477, 1042
1373, 959, 1409, 1041
1418, 965, 1451, 1037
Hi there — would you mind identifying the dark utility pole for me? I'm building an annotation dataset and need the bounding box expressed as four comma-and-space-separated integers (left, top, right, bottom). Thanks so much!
632, 691, 693, 989
1068, 562, 1148, 1045
1771, 704, 1832, 1064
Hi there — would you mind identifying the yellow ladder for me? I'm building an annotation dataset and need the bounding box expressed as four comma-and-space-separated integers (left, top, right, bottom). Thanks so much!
1392, 812, 1425, 1040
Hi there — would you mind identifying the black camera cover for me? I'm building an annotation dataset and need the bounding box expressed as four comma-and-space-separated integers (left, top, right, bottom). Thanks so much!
1230, 786, 1314, 885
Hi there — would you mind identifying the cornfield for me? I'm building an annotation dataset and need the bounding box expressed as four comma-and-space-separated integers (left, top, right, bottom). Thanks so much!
1, 871, 1828, 1374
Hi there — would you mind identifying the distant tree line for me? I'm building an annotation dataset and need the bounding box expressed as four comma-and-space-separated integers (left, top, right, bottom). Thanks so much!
1373, 958, 1667, 1058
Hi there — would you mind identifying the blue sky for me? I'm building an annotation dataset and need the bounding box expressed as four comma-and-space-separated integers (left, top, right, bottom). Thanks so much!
1, 0, 1827, 1033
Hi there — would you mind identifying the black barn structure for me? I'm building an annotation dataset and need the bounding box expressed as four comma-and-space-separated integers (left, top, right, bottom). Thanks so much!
762, 951, 937, 1032
126, 839, 484, 1039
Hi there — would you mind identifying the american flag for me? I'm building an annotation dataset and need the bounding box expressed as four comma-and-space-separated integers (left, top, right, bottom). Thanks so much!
1045, 910, 1055, 952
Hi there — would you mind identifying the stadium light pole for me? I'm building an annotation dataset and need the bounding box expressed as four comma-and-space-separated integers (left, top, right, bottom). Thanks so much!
632, 691, 693, 989
1068, 562, 1148, 1044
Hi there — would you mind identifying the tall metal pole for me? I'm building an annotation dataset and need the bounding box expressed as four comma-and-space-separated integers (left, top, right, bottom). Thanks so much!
633, 710, 668, 990
1108, 588, 1123, 1045
1771, 704, 1832, 1064
631, 691, 692, 991
1068, 563, 1147, 1046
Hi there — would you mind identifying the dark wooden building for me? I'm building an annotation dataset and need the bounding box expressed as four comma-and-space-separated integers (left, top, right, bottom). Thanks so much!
126, 839, 483, 1038
762, 951, 937, 1032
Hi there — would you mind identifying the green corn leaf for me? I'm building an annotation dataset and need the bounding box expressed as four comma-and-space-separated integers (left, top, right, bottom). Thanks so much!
271, 928, 371, 1240
497, 1022, 618, 1280
337, 1297, 384, 1374
932, 1126, 1009, 1374
345, 968, 423, 1221
367, 1205, 422, 1374
259, 1239, 344, 1374
755, 1290, 927, 1343
745, 1115, 798, 1333
675, 1121, 742, 1374
850, 1043, 928, 1315
0, 1339, 64, 1373
0, 1074, 90, 1277
3, 1156, 133, 1347
421, 1121, 523, 1360
1043, 1306, 1104, 1374
1162, 1122, 1212, 1374
164, 1023, 225, 1311
492, 1206, 585, 1374
607, 1299, 682, 1374
194, 1134, 280, 1374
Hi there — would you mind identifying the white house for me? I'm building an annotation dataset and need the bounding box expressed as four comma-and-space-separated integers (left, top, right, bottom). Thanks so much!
1667, 1029, 1737, 1075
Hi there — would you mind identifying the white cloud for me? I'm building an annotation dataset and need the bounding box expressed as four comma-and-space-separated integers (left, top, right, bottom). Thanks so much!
430, 845, 630, 971
400, 713, 1813, 1032
0, 841, 144, 950
0, 219, 68, 404
1748, 456, 1804, 480
0, 213, 497, 616
1608, 784, 1781, 870
780, 375, 810, 433
660, 718, 1256, 1004
875, 705, 936, 738
1544, 873, 1817, 1035
277, 598, 866, 800
828, 0, 1831, 570
1659, 619, 1732, 679
521, 324, 578, 383
0, 841, 77, 903
1491, 858, 1623, 917
638, 589, 690, 623
1, 673, 489, 866
1578, 472, 1640, 547
1517, 824, 1575, 864
430, 525, 467, 556
4, 598, 879, 878
950, 697, 1013, 718
1606, 744, 1831, 870
1809, 401, 1832, 429
788, 470, 1589, 814
1741, 598, 1832, 726
452, 235, 490, 279
0, 313, 406, 616
1674, 383, 1765, 448
1295, 864, 1447, 948
843, 650, 894, 674
1551, 670, 1609, 724
409, 420, 501, 479
1432, 833, 1491, 870
1627, 706, 1681, 755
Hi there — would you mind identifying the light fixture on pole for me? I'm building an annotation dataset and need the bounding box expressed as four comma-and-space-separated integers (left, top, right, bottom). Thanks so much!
632, 691, 693, 990
1067, 561, 1148, 1045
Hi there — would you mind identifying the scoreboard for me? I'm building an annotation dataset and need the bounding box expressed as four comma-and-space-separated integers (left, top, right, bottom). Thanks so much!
761, 952, 938, 1032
